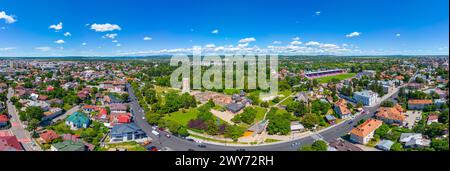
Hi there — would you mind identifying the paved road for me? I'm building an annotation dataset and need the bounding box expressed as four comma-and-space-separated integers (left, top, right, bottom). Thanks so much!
6, 88, 42, 151
54, 105, 79, 122
126, 83, 402, 151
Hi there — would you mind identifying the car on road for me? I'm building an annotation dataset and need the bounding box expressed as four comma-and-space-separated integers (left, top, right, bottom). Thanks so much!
152, 130, 160, 136
236, 149, 246, 151
185, 137, 194, 141
188, 149, 196, 151
146, 146, 159, 151
165, 134, 171, 138
197, 143, 206, 148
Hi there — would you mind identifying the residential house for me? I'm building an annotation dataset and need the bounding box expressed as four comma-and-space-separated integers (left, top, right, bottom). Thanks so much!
399, 133, 431, 148
82, 105, 96, 113
290, 121, 305, 132
110, 123, 148, 143
42, 107, 63, 121
350, 119, 383, 144
376, 104, 406, 125
39, 130, 60, 143
353, 90, 378, 106
0, 135, 24, 151
51, 140, 86, 151
328, 139, 363, 151
427, 114, 439, 125
376, 140, 395, 151
294, 92, 309, 103
408, 99, 433, 110
109, 103, 128, 113
334, 99, 352, 119
0, 115, 9, 128
226, 103, 245, 114
66, 112, 91, 130
110, 113, 132, 126
325, 114, 337, 124
95, 108, 109, 123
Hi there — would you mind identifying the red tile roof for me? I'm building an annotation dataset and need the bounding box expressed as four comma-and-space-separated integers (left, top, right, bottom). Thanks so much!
0, 115, 9, 123
40, 130, 60, 143
0, 136, 24, 151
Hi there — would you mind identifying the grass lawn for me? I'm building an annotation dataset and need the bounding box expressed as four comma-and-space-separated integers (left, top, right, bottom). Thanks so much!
264, 138, 282, 143
280, 97, 294, 106
254, 106, 267, 122
154, 85, 179, 94
164, 108, 199, 126
100, 142, 147, 151
315, 73, 357, 84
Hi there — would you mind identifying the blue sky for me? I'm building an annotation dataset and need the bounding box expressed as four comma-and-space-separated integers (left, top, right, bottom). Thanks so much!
0, 0, 448, 56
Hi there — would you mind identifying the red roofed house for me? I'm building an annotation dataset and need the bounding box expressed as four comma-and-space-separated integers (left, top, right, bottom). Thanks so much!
47, 86, 55, 92
110, 113, 132, 125
376, 104, 406, 125
95, 108, 109, 123
39, 130, 60, 143
408, 99, 433, 110
427, 114, 439, 125
350, 119, 383, 144
0, 136, 24, 151
0, 114, 10, 128
82, 105, 96, 113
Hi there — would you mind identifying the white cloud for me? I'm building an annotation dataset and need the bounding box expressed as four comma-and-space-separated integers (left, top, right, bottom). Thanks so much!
346, 32, 361, 38
0, 47, 16, 51
1, 27, 5, 30
81, 42, 87, 46
291, 40, 302, 45
205, 44, 216, 48
211, 29, 219, 34
90, 23, 121, 32
103, 33, 118, 39
54, 39, 65, 44
238, 43, 249, 48
396, 33, 401, 37
272, 41, 282, 44
64, 32, 71, 37
35, 46, 52, 51
49, 22, 63, 31
305, 41, 320, 46
0, 11, 17, 24
292, 37, 301, 41
116, 43, 121, 47
238, 37, 256, 43
315, 11, 321, 16
143, 36, 152, 41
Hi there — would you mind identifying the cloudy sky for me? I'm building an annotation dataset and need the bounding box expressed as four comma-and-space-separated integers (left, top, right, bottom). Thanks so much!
0, 0, 448, 57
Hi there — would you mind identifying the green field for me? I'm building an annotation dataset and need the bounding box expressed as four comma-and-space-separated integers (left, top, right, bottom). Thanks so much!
164, 108, 199, 126
254, 106, 268, 122
315, 73, 357, 83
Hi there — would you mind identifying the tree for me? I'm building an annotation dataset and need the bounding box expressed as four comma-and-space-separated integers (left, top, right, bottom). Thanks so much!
425, 123, 446, 138
381, 100, 395, 107
27, 119, 40, 132
375, 124, 390, 138
232, 107, 257, 124
311, 140, 328, 151
390, 143, 403, 151
431, 139, 449, 151
224, 125, 245, 141
146, 112, 161, 125
301, 113, 320, 129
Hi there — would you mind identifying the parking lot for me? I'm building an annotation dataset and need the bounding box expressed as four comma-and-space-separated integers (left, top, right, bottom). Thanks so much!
404, 110, 422, 129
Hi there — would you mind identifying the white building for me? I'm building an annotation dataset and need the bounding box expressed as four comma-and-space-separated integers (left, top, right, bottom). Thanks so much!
353, 90, 378, 106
